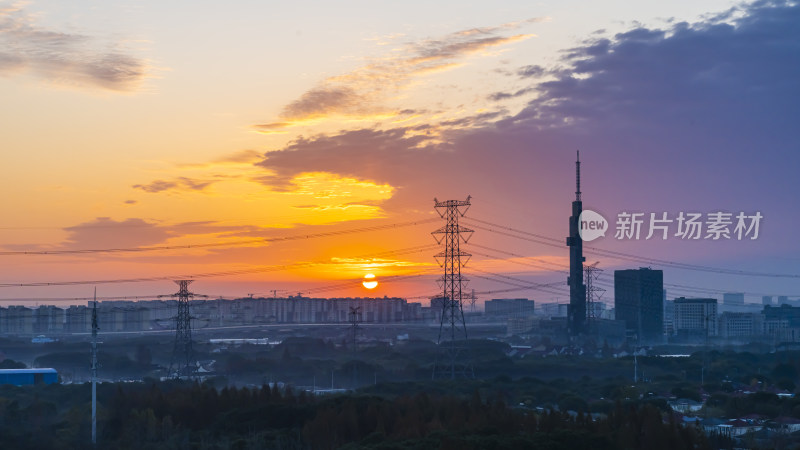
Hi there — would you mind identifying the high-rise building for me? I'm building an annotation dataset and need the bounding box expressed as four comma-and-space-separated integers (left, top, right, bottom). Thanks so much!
762, 296, 773, 306
614, 268, 664, 343
723, 293, 745, 306
674, 297, 717, 340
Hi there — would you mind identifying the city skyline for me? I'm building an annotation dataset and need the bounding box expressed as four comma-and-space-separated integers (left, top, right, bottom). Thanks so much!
1, 0, 799, 302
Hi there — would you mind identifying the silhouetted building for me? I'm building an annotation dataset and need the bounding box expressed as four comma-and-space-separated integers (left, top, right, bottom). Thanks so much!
0, 296, 422, 335
539, 302, 568, 317
723, 293, 745, 306
65, 305, 90, 333
763, 304, 800, 342
674, 297, 717, 341
614, 268, 664, 343
0, 306, 34, 334
34, 306, 64, 334
485, 298, 534, 319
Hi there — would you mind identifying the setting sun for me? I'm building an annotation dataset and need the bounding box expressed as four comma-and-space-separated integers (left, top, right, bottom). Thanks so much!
362, 273, 378, 289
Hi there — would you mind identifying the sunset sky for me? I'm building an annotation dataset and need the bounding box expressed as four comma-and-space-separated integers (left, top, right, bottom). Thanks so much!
1, 0, 798, 305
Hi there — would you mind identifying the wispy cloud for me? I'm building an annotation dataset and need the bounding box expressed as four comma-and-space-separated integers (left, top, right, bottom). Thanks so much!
487, 87, 535, 101
133, 177, 212, 193
62, 217, 169, 249
0, 3, 148, 92
176, 149, 264, 169
253, 19, 544, 131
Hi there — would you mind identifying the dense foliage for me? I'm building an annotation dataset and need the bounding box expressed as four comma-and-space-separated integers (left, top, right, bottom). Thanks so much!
0, 380, 713, 450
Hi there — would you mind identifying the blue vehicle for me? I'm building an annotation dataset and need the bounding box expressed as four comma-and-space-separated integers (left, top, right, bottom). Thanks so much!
0, 368, 58, 386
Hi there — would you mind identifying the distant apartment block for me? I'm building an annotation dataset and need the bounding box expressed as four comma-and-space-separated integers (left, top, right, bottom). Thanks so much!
0, 296, 424, 335
485, 298, 534, 319
539, 302, 568, 317
674, 297, 718, 340
614, 268, 664, 343
719, 312, 763, 339
763, 304, 800, 342
723, 293, 745, 306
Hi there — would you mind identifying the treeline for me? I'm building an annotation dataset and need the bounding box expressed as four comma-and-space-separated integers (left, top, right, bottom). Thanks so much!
0, 381, 715, 449
303, 391, 710, 450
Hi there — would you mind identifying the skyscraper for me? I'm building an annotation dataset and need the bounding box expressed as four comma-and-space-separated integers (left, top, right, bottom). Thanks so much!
566, 151, 586, 336
614, 268, 664, 343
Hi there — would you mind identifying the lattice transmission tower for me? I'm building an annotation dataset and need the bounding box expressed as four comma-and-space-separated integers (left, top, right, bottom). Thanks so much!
169, 280, 196, 378
431, 196, 474, 379
584, 262, 605, 332
349, 306, 362, 352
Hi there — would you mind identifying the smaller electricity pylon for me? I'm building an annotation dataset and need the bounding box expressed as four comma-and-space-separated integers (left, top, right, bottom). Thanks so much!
584, 262, 605, 333
167, 280, 197, 379
349, 306, 362, 352
91, 288, 98, 446
349, 306, 362, 388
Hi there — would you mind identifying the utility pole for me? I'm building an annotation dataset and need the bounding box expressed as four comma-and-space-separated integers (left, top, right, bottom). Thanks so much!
703, 314, 707, 385
349, 306, 362, 388
431, 196, 474, 379
91, 288, 98, 446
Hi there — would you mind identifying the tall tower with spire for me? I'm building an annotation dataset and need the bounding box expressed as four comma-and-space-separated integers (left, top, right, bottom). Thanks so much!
567, 151, 586, 336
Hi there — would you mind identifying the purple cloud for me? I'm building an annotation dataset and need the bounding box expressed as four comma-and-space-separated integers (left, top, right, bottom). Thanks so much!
0, 5, 147, 92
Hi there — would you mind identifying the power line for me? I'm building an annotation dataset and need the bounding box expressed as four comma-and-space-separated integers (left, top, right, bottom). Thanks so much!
466, 216, 800, 279
470, 239, 797, 300
0, 218, 439, 256
0, 244, 438, 288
